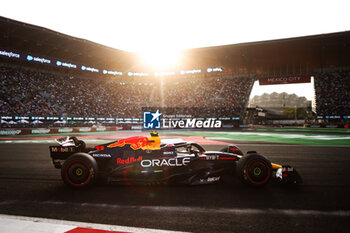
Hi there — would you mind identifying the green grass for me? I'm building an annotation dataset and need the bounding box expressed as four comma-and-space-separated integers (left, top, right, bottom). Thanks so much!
168, 131, 350, 147
1, 129, 350, 147
256, 127, 350, 133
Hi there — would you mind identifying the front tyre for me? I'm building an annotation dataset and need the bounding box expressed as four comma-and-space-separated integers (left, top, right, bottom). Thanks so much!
61, 153, 98, 188
237, 153, 272, 187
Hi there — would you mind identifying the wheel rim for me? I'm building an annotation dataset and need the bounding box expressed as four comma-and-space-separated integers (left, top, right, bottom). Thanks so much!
65, 160, 91, 186
246, 159, 270, 185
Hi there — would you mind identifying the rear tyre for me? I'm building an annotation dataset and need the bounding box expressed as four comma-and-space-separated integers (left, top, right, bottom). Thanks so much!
61, 153, 98, 188
237, 153, 272, 187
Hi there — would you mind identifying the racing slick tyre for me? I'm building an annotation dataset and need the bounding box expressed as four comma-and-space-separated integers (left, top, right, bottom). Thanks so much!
61, 153, 98, 188
237, 153, 272, 187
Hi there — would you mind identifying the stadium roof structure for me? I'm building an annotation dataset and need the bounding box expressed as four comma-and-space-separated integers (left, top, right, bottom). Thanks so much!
1, 15, 350, 77
0, 16, 135, 71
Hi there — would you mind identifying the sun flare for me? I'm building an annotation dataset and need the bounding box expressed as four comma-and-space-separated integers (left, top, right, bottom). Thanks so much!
138, 48, 182, 70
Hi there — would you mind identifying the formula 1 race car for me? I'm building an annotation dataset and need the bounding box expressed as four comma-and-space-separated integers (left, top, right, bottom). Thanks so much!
49, 132, 302, 188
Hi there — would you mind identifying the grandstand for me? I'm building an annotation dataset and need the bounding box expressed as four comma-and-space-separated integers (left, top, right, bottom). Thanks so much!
1, 16, 350, 129
315, 71, 350, 118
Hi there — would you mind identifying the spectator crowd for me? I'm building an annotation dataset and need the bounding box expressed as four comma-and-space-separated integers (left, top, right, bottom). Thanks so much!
314, 71, 350, 117
2, 65, 350, 128
0, 65, 253, 124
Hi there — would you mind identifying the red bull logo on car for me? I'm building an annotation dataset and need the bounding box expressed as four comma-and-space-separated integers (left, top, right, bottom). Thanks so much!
107, 136, 159, 150
117, 156, 143, 164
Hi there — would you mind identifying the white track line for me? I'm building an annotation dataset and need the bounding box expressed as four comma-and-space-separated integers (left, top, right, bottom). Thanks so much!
0, 214, 187, 233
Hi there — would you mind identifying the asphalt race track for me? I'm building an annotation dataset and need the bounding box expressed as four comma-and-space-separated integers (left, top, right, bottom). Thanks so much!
0, 138, 350, 233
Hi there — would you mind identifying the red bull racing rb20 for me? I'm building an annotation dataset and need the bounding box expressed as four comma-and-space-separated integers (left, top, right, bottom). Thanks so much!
49, 132, 302, 188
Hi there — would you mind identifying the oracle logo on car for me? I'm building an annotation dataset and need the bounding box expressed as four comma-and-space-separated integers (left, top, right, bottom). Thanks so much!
141, 157, 191, 167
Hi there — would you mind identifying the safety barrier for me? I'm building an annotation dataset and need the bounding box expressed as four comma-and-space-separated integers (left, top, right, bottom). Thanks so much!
0, 126, 119, 136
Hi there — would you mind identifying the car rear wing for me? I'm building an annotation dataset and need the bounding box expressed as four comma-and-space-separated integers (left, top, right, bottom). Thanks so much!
49, 136, 84, 169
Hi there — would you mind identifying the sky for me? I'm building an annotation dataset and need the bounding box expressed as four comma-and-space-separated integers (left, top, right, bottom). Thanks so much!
1, 0, 349, 53
1, 0, 349, 100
